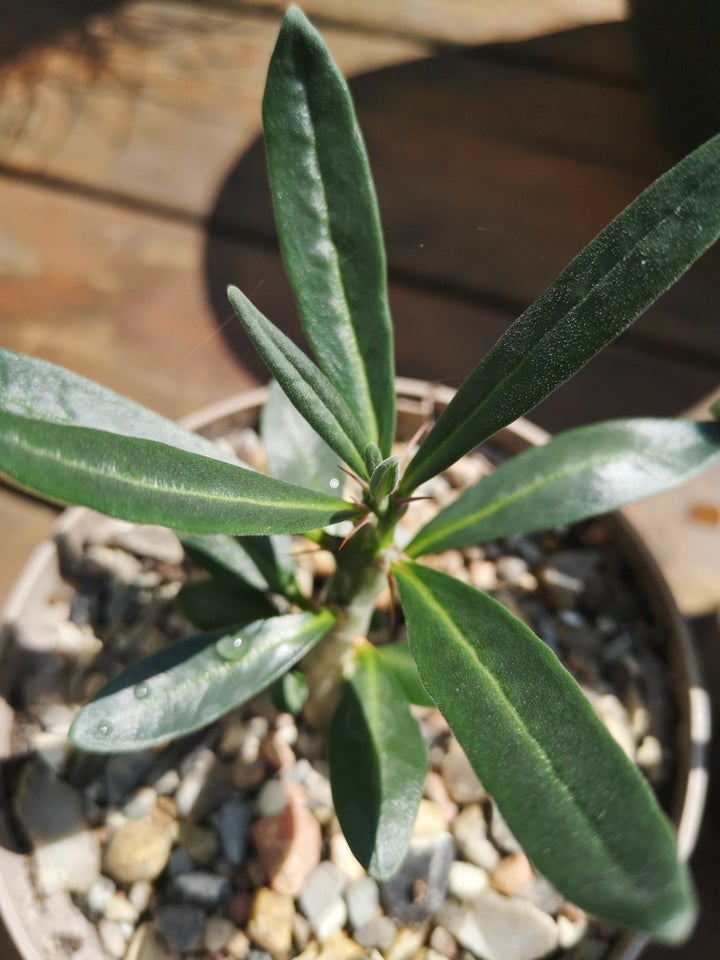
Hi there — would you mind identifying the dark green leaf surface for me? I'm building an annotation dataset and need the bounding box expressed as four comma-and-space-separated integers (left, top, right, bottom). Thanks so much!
329, 646, 427, 879
375, 642, 434, 707
263, 7, 396, 456
178, 578, 277, 630
393, 561, 696, 940
70, 611, 335, 752
261, 379, 344, 495
400, 132, 720, 492
228, 286, 369, 477
408, 419, 720, 556
0, 411, 358, 534
0, 348, 239, 464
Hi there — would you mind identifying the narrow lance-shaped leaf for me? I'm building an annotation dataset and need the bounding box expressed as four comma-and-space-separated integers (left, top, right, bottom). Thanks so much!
393, 561, 696, 941
329, 645, 427, 879
181, 532, 300, 599
0, 348, 240, 465
70, 611, 336, 752
261, 378, 344, 495
228, 286, 369, 479
0, 411, 359, 535
178, 578, 278, 631
263, 7, 396, 456
374, 642, 434, 707
408, 418, 720, 557
400, 131, 720, 493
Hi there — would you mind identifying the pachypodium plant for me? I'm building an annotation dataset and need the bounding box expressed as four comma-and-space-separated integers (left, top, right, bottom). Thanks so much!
2, 5, 720, 944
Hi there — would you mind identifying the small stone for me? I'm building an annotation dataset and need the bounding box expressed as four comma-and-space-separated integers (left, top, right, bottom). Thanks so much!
87, 875, 117, 915
354, 916, 397, 950
329, 830, 366, 882
429, 925, 458, 958
123, 787, 158, 820
104, 819, 174, 885
168, 846, 195, 877
538, 565, 585, 609
293, 911, 312, 951
439, 888, 558, 960
125, 922, 174, 960
29, 731, 70, 774
179, 820, 220, 864
252, 781, 322, 897
155, 904, 206, 952
109, 524, 184, 564
469, 559, 498, 591
557, 913, 588, 949
440, 740, 486, 805
99, 918, 128, 958
315, 930, 366, 960
226, 929, 252, 960
448, 861, 489, 900
215, 797, 252, 865
256, 779, 289, 818
129, 881, 153, 913
247, 887, 295, 955
173, 870, 230, 907
496, 555, 529, 586
345, 876, 380, 928
204, 915, 236, 952
106, 753, 156, 805
637, 734, 664, 780
300, 862, 347, 940
517, 875, 564, 914
594, 694, 636, 760
452, 805, 500, 871
424, 771, 458, 824
32, 825, 101, 896
490, 853, 534, 896
176, 746, 231, 819
380, 833, 454, 924
413, 799, 448, 842
152, 769, 181, 796
489, 803, 522, 855
385, 925, 428, 960
103, 891, 140, 923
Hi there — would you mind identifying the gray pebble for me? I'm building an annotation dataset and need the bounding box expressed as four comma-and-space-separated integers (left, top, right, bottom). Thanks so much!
354, 915, 397, 950
105, 753, 156, 805
215, 797, 252, 866
345, 876, 380, 929
380, 833, 454, 924
173, 871, 230, 907
155, 904, 206, 951
168, 847, 195, 878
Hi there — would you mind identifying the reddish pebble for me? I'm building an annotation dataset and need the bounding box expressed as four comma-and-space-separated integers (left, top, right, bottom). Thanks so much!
251, 781, 321, 897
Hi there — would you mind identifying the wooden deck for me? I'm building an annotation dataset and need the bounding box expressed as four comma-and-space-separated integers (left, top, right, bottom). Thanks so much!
0, 2, 718, 958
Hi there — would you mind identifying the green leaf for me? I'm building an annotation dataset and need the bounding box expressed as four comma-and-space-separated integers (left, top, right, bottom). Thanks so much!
261, 379, 344, 495
375, 642, 434, 707
271, 670, 309, 715
0, 411, 359, 535
182, 532, 299, 599
0, 348, 239, 465
711, 397, 720, 421
178, 578, 277, 630
263, 7, 396, 456
408, 418, 720, 556
70, 611, 335, 752
228, 286, 369, 478
400, 132, 720, 493
393, 561, 696, 940
329, 645, 427, 879
368, 455, 400, 503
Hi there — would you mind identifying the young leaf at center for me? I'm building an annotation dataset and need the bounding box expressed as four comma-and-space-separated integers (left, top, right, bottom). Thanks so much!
393, 561, 696, 941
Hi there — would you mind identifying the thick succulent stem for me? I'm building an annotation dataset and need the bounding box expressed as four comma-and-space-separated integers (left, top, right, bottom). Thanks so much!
302, 525, 387, 727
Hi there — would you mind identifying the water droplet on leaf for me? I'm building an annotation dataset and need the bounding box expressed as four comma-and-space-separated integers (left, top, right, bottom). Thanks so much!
134, 684, 149, 700
96, 722, 111, 737
330, 478, 340, 489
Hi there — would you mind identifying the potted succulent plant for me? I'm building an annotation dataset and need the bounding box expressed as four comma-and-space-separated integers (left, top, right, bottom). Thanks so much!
2, 6, 720, 958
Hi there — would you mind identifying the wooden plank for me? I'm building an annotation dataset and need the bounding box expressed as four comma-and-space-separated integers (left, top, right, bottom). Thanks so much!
0, 3, 427, 217
6, 5, 715, 361
245, 0, 625, 45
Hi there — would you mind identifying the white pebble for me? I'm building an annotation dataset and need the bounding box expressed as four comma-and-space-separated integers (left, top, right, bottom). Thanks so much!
448, 861, 489, 901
